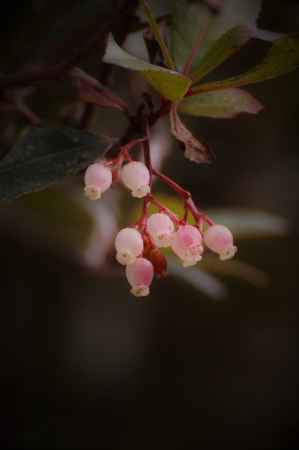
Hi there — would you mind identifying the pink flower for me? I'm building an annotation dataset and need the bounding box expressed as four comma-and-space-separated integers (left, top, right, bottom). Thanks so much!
147, 213, 175, 248
171, 224, 203, 267
115, 228, 144, 265
121, 161, 150, 198
203, 224, 237, 260
84, 162, 112, 200
126, 257, 154, 297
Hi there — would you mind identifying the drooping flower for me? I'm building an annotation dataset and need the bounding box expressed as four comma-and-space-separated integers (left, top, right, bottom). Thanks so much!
147, 212, 175, 248
115, 227, 144, 265
126, 257, 154, 297
171, 224, 203, 267
203, 224, 237, 260
121, 161, 151, 198
84, 162, 112, 200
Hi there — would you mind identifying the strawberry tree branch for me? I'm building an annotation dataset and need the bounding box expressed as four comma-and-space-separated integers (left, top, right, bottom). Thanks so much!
0, 1, 138, 92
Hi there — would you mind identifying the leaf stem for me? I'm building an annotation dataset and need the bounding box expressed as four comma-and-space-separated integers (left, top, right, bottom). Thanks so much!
182, 27, 208, 76
139, 0, 176, 70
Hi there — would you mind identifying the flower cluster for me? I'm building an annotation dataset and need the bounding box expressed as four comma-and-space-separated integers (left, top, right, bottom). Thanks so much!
83, 143, 237, 297
113, 220, 236, 296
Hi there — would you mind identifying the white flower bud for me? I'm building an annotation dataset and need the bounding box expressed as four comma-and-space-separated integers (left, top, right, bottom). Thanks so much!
84, 163, 112, 200
121, 161, 150, 198
147, 213, 175, 248
115, 227, 144, 265
203, 224, 237, 260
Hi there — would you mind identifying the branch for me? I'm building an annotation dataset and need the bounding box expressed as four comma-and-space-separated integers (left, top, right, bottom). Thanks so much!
0, 0, 138, 92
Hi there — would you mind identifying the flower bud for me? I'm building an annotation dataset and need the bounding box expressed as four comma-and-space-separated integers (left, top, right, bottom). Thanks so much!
84, 162, 112, 200
121, 161, 150, 198
171, 225, 203, 267
203, 224, 237, 260
126, 257, 154, 297
115, 227, 144, 265
147, 213, 175, 248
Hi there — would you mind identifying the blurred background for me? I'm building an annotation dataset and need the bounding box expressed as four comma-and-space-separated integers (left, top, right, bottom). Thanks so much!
1, 1, 299, 449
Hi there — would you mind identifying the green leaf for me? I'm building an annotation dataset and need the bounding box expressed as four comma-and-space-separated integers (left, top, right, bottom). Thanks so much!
170, 0, 212, 70
170, 0, 266, 71
190, 26, 253, 83
193, 34, 299, 93
0, 127, 104, 201
179, 88, 263, 118
138, 0, 175, 69
201, 0, 263, 46
103, 34, 192, 101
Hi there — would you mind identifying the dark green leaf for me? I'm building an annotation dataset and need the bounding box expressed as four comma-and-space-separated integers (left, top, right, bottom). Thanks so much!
191, 26, 253, 83
0, 127, 105, 201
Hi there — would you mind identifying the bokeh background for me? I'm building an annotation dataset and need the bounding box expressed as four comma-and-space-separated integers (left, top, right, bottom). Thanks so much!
1, 1, 299, 449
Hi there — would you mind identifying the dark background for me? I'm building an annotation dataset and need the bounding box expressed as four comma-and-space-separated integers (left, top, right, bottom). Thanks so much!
1, 1, 299, 449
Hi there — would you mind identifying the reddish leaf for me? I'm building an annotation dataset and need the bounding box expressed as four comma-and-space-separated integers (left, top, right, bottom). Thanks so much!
71, 68, 128, 112
77, 81, 128, 112
170, 105, 211, 164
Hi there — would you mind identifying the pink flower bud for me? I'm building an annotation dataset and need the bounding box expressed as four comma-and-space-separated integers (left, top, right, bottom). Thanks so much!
84, 162, 112, 200
203, 224, 237, 260
147, 213, 175, 248
125, 257, 154, 297
115, 227, 144, 265
121, 161, 150, 198
171, 224, 203, 267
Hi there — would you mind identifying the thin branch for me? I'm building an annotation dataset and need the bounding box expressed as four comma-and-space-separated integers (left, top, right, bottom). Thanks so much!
152, 168, 191, 200
144, 121, 153, 185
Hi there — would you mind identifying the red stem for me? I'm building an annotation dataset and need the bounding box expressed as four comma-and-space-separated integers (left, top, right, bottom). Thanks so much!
182, 27, 207, 76
109, 96, 213, 230
152, 168, 213, 225
144, 122, 153, 185
136, 195, 151, 230
149, 195, 180, 224
152, 168, 191, 200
